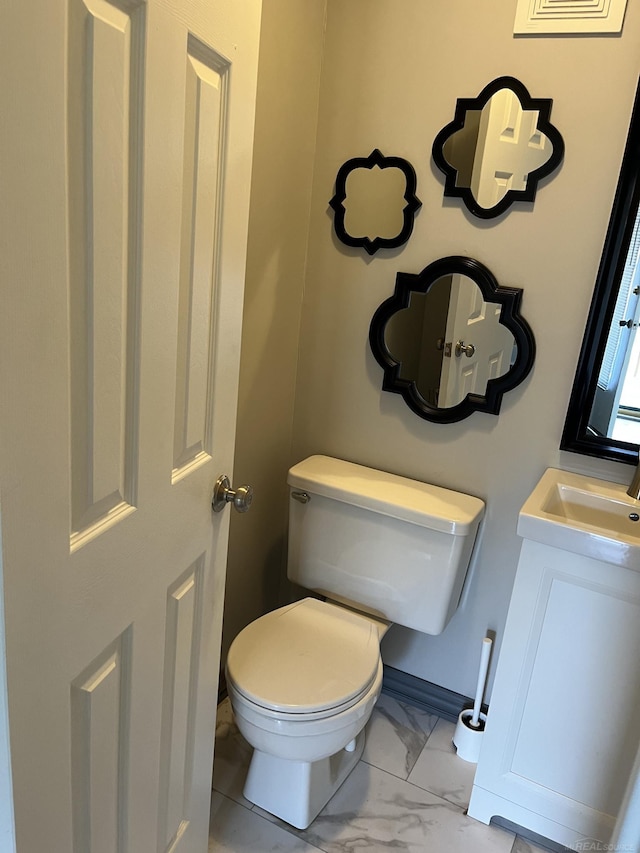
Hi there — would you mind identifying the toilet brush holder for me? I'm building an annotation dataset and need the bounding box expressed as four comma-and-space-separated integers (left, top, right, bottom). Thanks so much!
452, 708, 487, 763
453, 634, 492, 763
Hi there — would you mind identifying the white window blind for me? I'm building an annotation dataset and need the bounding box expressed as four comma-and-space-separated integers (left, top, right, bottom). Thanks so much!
597, 208, 640, 390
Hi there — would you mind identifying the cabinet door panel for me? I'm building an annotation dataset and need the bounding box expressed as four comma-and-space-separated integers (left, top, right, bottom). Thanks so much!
469, 539, 640, 847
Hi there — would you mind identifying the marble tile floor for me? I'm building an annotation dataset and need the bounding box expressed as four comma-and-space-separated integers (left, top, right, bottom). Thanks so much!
210, 692, 551, 853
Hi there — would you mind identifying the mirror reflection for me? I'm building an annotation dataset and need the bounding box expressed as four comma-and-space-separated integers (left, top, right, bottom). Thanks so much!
442, 90, 550, 211
385, 275, 516, 408
432, 77, 564, 219
344, 165, 406, 240
369, 256, 536, 424
562, 77, 640, 465
329, 149, 422, 255
589, 215, 640, 444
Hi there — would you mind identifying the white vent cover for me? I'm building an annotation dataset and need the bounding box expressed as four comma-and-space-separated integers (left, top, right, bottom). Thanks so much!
514, 0, 628, 34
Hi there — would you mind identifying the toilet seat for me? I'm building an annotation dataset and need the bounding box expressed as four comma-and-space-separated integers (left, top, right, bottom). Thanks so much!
226, 598, 381, 718
227, 660, 382, 723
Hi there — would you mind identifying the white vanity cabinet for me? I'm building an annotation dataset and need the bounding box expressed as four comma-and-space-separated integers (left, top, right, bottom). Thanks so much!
468, 474, 640, 848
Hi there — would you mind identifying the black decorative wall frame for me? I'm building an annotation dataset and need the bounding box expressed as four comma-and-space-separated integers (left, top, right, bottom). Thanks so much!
369, 256, 536, 423
329, 149, 422, 255
432, 76, 564, 219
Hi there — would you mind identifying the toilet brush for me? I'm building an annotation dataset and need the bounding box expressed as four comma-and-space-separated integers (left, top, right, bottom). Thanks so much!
452, 636, 492, 763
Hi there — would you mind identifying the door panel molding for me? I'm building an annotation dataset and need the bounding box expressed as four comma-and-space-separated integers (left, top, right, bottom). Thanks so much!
71, 627, 133, 853
173, 38, 230, 480
157, 558, 205, 852
68, 0, 145, 546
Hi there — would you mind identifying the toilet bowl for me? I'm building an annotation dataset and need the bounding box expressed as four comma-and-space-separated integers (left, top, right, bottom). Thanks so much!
225, 455, 485, 829
225, 596, 386, 828
227, 666, 382, 761
226, 597, 385, 763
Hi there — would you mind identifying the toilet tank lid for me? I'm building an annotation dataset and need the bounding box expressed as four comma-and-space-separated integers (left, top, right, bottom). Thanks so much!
288, 456, 484, 535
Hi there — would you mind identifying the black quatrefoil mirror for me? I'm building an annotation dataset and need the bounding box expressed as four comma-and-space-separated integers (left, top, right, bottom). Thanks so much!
329, 149, 422, 255
369, 256, 536, 423
432, 77, 564, 219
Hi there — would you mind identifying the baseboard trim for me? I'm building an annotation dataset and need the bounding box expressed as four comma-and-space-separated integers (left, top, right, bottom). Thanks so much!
382, 665, 487, 723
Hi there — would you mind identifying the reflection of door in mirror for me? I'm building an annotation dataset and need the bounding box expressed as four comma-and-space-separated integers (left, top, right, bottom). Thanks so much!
384, 274, 515, 409
473, 90, 548, 209
439, 275, 515, 408
590, 211, 640, 441
385, 281, 451, 407
443, 88, 552, 211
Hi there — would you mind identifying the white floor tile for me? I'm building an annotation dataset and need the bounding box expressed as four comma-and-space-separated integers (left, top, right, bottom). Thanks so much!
407, 717, 477, 808
212, 698, 254, 807
209, 698, 540, 853
259, 761, 515, 853
362, 692, 438, 779
209, 793, 323, 852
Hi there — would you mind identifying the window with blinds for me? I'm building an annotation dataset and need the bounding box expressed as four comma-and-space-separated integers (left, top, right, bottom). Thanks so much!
597, 208, 640, 390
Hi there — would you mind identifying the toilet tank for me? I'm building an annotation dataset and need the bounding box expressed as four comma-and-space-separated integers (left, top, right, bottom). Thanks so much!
287, 456, 484, 635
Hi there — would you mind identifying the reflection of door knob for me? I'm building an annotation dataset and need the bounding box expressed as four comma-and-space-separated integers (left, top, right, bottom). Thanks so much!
455, 340, 476, 358
212, 475, 254, 513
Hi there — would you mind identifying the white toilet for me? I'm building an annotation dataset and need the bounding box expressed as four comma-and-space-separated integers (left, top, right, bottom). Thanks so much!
225, 455, 484, 829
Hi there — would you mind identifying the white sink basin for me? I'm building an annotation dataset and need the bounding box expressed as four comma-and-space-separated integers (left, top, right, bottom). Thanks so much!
518, 468, 640, 570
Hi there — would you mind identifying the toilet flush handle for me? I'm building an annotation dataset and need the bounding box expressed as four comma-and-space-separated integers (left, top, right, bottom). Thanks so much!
212, 475, 254, 513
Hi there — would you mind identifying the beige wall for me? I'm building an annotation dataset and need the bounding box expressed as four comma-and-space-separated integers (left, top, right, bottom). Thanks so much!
290, 2, 640, 696
221, 0, 326, 663
226, 0, 640, 699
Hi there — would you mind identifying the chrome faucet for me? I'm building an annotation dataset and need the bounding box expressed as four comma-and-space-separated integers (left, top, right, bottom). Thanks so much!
627, 456, 640, 500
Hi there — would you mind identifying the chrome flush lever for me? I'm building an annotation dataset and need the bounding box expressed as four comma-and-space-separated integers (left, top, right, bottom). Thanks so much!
212, 475, 254, 513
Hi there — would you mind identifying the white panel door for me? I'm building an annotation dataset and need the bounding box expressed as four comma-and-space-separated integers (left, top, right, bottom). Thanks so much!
0, 1, 261, 851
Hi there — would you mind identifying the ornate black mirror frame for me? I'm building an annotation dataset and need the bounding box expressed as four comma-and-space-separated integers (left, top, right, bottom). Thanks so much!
432, 76, 564, 220
561, 79, 640, 465
369, 256, 536, 424
329, 149, 422, 255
